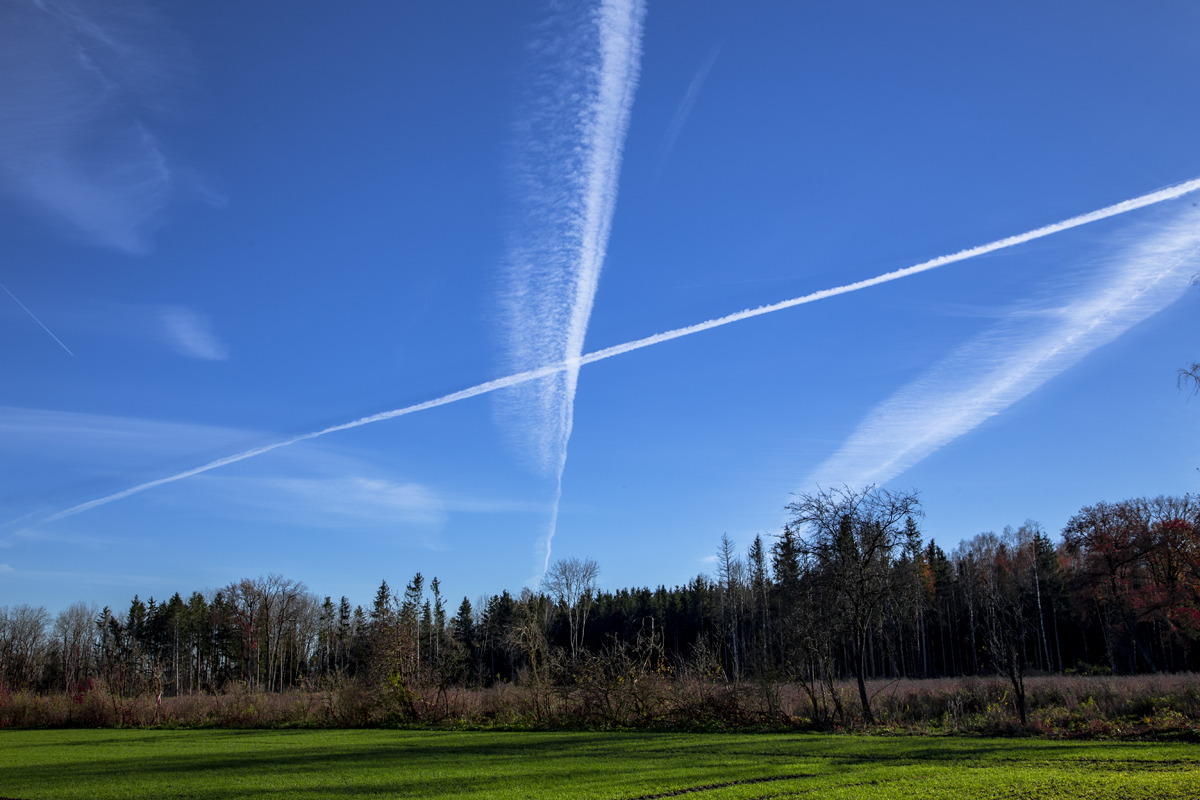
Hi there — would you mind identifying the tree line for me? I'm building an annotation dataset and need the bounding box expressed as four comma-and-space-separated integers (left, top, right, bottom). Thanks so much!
2, 488, 1198, 723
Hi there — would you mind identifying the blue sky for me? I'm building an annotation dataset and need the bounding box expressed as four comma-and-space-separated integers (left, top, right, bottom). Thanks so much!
2, 0, 1199, 613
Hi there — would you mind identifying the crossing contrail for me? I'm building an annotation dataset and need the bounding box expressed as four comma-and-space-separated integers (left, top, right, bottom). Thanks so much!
21, 176, 1200, 531
499, 0, 646, 574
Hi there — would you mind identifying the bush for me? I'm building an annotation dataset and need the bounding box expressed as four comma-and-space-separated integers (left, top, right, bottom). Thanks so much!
2, 673, 1199, 737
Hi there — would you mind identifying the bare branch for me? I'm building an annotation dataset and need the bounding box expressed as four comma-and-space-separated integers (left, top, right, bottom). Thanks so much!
1179, 362, 1200, 396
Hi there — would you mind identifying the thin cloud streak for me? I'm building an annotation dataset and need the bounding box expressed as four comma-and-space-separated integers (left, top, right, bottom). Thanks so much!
655, 43, 721, 180
0, 282, 72, 354
499, 0, 646, 572
807, 206, 1200, 490
17, 177, 1200, 533
0, 404, 263, 465
160, 307, 228, 361
199, 475, 548, 525
236, 477, 448, 528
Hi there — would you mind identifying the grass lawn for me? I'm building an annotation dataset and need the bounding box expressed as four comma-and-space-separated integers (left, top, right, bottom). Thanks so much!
0, 729, 1197, 799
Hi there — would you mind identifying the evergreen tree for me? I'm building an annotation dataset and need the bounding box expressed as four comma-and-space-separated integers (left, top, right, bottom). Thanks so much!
431, 578, 446, 671
746, 535, 770, 674
370, 580, 392, 625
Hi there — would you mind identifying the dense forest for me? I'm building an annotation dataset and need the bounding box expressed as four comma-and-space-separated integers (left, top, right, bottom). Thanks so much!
2, 487, 1198, 726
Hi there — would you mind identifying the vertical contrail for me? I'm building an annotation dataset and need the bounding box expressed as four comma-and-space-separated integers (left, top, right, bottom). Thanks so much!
1, 281, 73, 355
500, 0, 646, 574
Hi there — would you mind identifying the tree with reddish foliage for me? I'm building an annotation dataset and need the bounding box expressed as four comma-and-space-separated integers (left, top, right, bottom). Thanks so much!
1142, 501, 1200, 642
1063, 496, 1200, 673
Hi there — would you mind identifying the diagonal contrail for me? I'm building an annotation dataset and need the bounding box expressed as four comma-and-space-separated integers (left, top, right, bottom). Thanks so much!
655, 42, 721, 180
20, 176, 1200, 532
581, 177, 1200, 364
1, 281, 73, 355
806, 206, 1200, 490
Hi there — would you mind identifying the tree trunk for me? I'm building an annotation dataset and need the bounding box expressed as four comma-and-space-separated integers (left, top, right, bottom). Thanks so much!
854, 629, 873, 724
1006, 642, 1027, 726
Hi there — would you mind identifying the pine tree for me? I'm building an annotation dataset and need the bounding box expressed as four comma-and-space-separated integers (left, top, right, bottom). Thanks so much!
370, 580, 392, 625
350, 605, 368, 674
747, 534, 770, 674
319, 597, 335, 677
452, 597, 475, 683
430, 578, 445, 671
336, 596, 352, 672
421, 600, 433, 671
401, 573, 425, 678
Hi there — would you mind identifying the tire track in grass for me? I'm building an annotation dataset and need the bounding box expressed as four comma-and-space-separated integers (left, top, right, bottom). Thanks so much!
746, 779, 897, 798
626, 773, 815, 799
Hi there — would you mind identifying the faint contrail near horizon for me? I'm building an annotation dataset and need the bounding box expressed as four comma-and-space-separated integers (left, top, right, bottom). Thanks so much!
1, 281, 73, 355
18, 176, 1200, 532
499, 0, 646, 574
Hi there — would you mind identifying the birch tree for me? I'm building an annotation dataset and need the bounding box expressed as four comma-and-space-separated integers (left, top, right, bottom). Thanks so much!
542, 557, 599, 663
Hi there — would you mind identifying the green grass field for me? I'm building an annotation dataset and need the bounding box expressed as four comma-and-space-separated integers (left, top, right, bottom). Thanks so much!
0, 730, 1197, 799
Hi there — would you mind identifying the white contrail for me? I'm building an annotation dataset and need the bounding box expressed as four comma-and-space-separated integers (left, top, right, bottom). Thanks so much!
582, 177, 1200, 364
39, 362, 568, 525
500, 0, 646, 573
807, 205, 1200, 490
20, 177, 1200, 531
1, 281, 73, 355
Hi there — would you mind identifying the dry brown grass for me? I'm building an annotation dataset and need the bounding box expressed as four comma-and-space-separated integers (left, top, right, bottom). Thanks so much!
2, 673, 1198, 737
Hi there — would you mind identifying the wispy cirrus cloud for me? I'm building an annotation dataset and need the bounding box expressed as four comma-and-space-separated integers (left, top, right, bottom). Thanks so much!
200, 475, 545, 523
0, 405, 258, 466
0, 404, 542, 547
0, 404, 269, 534
0, 0, 187, 252
806, 205, 1200, 490
497, 0, 646, 571
237, 477, 449, 528
160, 306, 229, 360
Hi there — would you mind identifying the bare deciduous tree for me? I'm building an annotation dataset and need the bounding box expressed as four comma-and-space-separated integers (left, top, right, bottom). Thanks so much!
542, 557, 599, 663
1181, 277, 1200, 396
53, 601, 97, 695
716, 534, 746, 680
786, 484, 921, 724
1180, 362, 1200, 395
224, 575, 311, 691
0, 605, 50, 690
